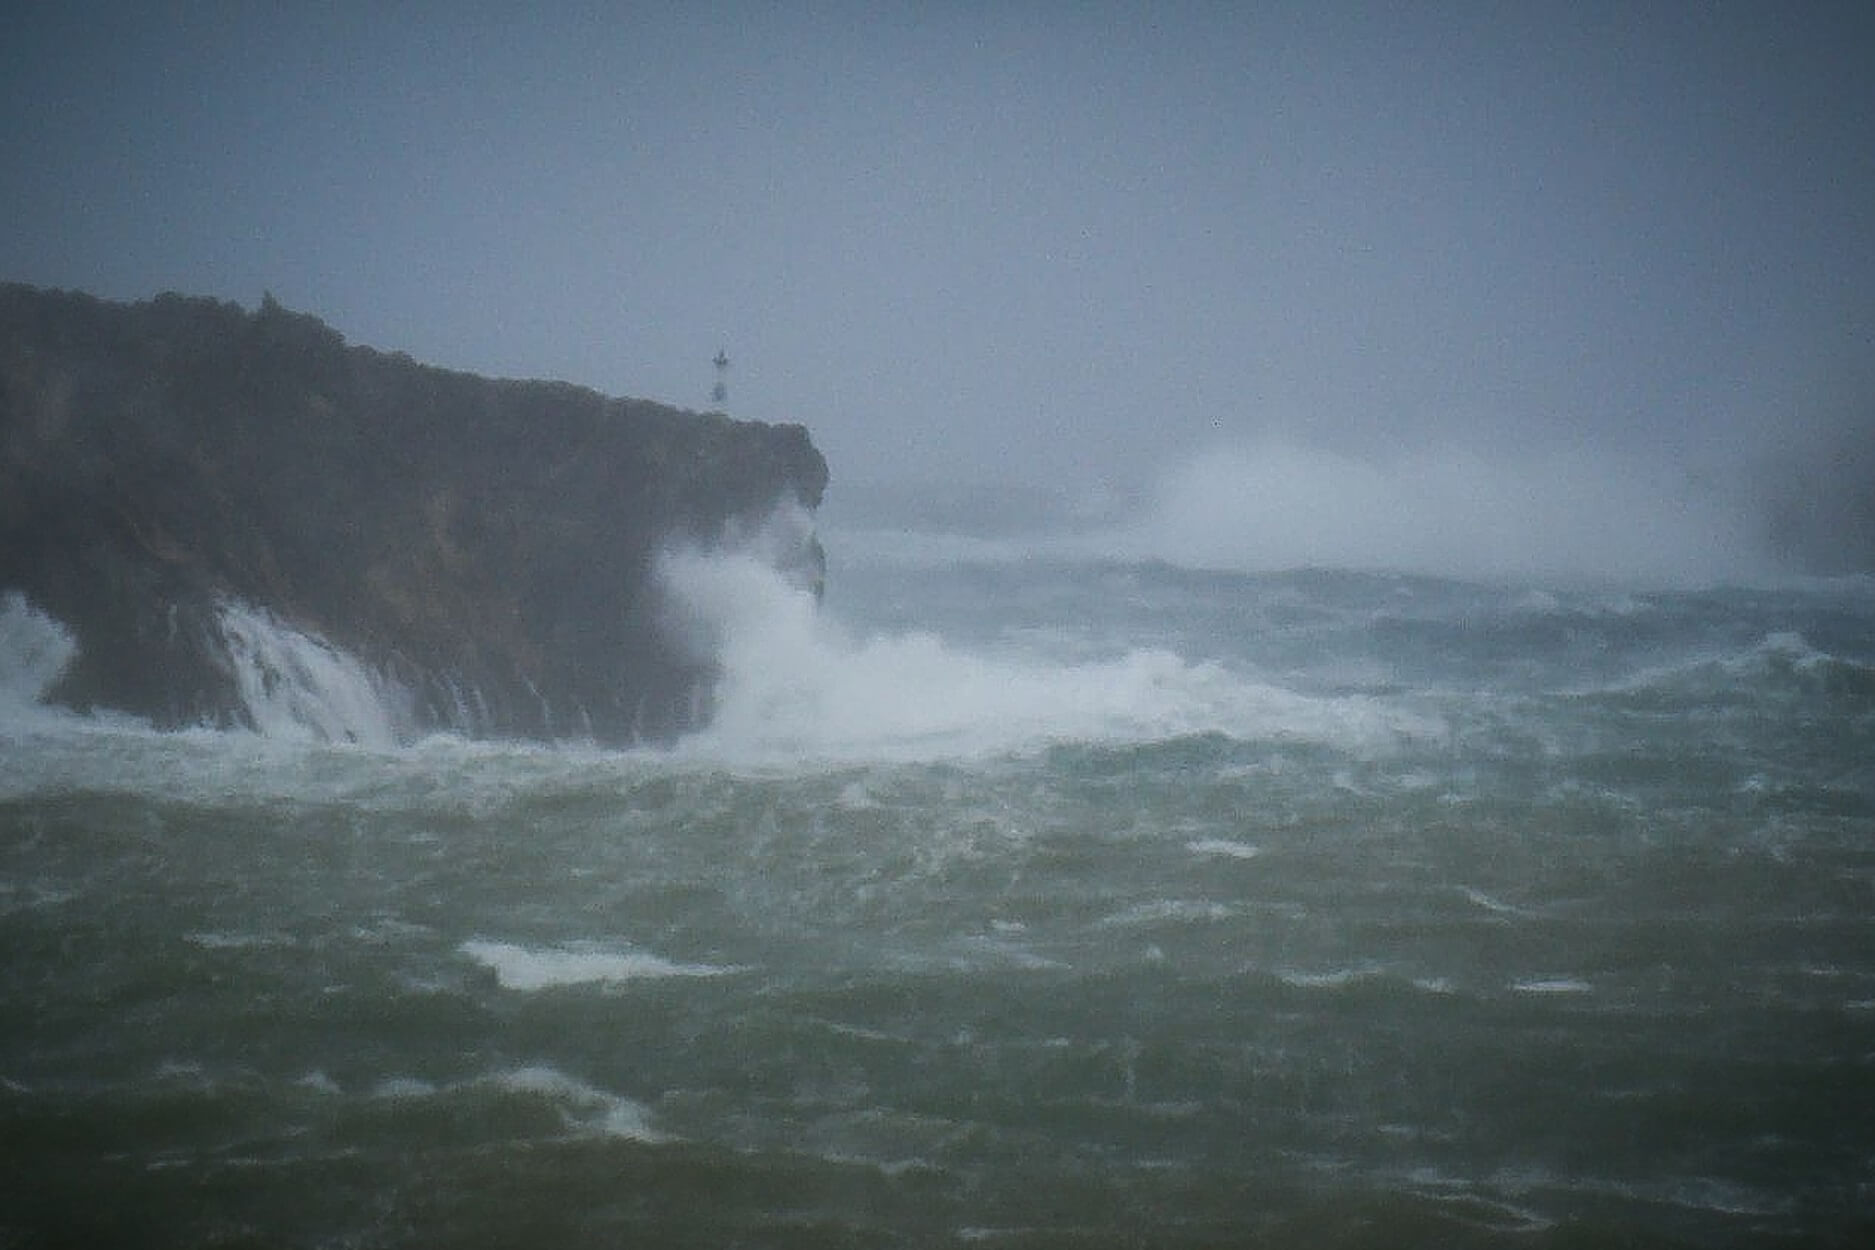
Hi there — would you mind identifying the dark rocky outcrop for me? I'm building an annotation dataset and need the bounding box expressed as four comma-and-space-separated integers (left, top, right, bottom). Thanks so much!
0, 283, 827, 743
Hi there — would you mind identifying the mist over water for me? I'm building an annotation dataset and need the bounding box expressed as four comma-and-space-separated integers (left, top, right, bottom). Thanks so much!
1108, 439, 1768, 586
827, 436, 1780, 589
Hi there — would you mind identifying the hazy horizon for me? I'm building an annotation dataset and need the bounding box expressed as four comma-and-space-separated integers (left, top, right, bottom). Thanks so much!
6, 3, 1871, 578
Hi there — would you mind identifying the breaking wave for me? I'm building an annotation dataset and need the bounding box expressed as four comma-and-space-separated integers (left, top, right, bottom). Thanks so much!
0, 590, 413, 747
1586, 630, 1875, 711
655, 543, 1437, 764
0, 590, 76, 714
216, 599, 412, 747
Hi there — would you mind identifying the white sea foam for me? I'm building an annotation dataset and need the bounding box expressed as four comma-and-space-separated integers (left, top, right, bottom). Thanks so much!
1277, 966, 1385, 989
947, 932, 1068, 972
361, 1065, 666, 1141
295, 1070, 342, 1095
655, 544, 1436, 763
0, 591, 76, 714
1458, 886, 1526, 916
1098, 899, 1240, 928
184, 930, 293, 950
1186, 838, 1261, 860
493, 1065, 666, 1141
461, 939, 743, 990
217, 598, 411, 747
1582, 629, 1870, 705
1511, 977, 1593, 995
836, 779, 880, 808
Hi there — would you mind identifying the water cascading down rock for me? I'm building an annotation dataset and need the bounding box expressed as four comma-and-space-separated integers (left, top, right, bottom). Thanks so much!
0, 283, 828, 744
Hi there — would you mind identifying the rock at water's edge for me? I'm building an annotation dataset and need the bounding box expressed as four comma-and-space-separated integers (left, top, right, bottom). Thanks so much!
0, 283, 828, 743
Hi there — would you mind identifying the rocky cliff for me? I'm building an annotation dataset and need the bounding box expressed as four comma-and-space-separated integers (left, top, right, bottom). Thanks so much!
0, 283, 827, 743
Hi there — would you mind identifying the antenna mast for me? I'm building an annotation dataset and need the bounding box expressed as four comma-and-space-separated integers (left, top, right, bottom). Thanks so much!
711, 348, 729, 410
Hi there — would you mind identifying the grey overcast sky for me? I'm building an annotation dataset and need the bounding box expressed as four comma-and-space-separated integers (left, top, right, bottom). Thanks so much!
4, 2, 1872, 522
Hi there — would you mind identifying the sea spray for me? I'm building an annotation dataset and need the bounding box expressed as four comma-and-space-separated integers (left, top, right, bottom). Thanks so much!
1108, 438, 1765, 585
654, 541, 1438, 763
215, 598, 413, 747
0, 591, 75, 712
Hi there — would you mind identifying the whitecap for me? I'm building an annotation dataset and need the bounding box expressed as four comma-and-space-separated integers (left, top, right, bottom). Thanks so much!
185, 930, 292, 950
1185, 838, 1260, 860
461, 939, 744, 991
949, 933, 1068, 972
492, 1065, 665, 1142
836, 779, 880, 808
655, 545, 1439, 765
1510, 977, 1592, 995
1277, 966, 1384, 989
1097, 899, 1239, 928
1457, 886, 1526, 916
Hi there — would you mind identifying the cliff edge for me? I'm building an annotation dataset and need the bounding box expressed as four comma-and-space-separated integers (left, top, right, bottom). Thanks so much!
0, 283, 828, 744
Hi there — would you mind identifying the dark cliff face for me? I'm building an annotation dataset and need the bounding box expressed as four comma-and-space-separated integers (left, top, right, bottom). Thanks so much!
0, 283, 828, 743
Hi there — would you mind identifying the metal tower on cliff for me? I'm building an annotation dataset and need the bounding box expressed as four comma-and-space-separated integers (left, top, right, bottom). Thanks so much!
711, 348, 729, 410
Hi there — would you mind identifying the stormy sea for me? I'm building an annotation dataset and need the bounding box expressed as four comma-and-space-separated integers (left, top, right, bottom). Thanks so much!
3, 498, 1873, 1249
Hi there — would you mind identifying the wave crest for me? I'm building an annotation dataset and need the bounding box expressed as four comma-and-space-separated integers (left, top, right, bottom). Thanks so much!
655, 543, 1435, 764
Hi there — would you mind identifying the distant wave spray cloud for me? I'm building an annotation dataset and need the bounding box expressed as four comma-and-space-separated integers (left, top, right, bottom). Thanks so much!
1112, 439, 1762, 584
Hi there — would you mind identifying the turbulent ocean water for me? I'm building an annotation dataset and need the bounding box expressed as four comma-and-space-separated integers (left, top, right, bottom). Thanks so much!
3, 507, 1874, 1248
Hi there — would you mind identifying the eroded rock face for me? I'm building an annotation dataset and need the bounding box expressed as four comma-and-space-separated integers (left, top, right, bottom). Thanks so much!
0, 283, 827, 743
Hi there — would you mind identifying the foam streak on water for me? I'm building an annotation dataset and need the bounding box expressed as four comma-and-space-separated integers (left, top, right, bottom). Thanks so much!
461, 939, 745, 990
